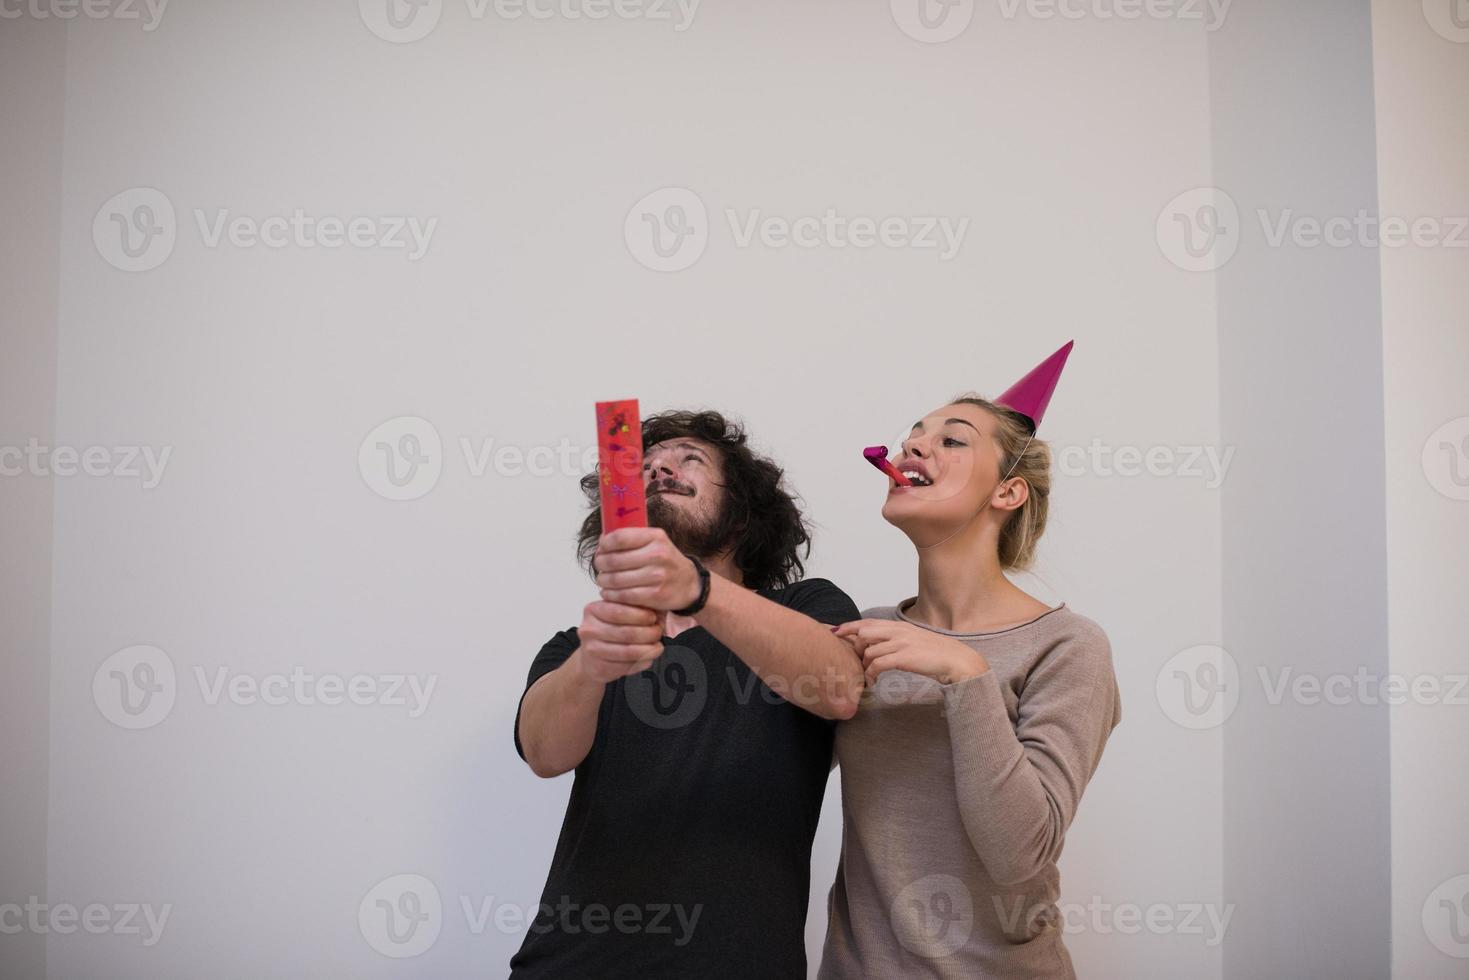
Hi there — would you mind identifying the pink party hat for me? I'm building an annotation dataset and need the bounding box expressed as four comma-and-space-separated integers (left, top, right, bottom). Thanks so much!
993, 341, 1074, 431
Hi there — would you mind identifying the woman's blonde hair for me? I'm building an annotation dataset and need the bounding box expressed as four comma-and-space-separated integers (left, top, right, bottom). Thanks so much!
950, 394, 1051, 570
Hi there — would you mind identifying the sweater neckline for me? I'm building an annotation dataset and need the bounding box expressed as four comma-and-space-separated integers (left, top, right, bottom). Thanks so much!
894, 597, 1067, 638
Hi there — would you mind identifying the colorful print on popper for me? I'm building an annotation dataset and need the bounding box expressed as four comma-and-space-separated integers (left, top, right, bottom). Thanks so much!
596, 399, 647, 531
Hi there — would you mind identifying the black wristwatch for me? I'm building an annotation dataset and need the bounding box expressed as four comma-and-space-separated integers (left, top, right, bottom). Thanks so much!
672, 555, 711, 616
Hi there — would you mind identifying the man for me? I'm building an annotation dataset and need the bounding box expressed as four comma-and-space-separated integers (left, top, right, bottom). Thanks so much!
510, 409, 864, 979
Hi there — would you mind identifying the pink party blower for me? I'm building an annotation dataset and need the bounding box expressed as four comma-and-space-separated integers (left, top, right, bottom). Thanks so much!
863, 446, 912, 487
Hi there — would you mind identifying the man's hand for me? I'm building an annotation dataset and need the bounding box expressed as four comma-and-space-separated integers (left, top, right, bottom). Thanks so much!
834, 619, 990, 687
593, 527, 702, 612
572, 600, 666, 684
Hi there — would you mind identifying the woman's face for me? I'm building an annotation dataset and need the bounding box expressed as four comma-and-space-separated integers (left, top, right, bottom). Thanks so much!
880, 402, 1009, 540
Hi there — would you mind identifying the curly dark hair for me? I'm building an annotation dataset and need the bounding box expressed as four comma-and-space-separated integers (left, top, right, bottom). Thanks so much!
576, 409, 811, 591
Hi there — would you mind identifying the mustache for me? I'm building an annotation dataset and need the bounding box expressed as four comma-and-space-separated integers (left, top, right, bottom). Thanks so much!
646, 477, 696, 497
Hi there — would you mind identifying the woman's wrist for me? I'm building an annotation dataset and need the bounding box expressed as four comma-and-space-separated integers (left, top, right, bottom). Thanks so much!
943, 645, 990, 685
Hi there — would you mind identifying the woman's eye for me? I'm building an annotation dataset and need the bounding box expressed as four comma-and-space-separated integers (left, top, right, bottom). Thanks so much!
943, 437, 967, 447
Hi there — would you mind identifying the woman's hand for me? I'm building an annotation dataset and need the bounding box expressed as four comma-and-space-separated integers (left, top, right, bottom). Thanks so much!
833, 619, 990, 687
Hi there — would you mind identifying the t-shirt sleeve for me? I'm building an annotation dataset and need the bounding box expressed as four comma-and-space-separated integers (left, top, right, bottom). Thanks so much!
777, 577, 861, 627
512, 627, 582, 762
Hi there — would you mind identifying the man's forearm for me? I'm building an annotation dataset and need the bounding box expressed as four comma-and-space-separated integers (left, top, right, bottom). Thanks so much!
517, 651, 605, 778
694, 575, 863, 720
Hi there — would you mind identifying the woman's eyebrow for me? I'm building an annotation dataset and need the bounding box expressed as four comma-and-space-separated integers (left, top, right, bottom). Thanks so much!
944, 417, 981, 432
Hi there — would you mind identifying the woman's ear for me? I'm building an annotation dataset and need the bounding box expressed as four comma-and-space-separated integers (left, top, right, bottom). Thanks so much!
993, 477, 1030, 513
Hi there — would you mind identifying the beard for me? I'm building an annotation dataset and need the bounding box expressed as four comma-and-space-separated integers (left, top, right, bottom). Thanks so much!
646, 491, 734, 559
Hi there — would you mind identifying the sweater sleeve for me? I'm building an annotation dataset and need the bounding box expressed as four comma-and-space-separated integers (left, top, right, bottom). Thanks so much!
941, 622, 1120, 886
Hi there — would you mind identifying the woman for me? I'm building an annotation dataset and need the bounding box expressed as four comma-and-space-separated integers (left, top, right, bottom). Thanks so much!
821, 342, 1121, 979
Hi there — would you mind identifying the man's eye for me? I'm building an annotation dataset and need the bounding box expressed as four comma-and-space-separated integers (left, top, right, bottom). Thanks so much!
685, 454, 702, 463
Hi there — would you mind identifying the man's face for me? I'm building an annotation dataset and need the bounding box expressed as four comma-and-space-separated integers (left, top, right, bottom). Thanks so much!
642, 437, 730, 558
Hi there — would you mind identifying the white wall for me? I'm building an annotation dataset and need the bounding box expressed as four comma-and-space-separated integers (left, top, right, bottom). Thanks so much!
1371, 2, 1469, 977
31, 3, 1226, 978
1209, 1, 1393, 975
0, 16, 66, 980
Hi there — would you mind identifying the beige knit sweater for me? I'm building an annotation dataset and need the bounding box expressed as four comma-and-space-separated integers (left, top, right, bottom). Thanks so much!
820, 600, 1121, 979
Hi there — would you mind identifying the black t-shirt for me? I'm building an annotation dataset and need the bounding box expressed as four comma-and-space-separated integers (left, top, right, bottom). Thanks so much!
509, 577, 859, 980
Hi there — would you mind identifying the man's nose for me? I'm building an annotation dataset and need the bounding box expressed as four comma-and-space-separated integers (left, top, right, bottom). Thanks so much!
644, 457, 677, 478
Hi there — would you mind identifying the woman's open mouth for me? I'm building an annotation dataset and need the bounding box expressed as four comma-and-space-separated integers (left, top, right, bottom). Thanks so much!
897, 468, 934, 487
